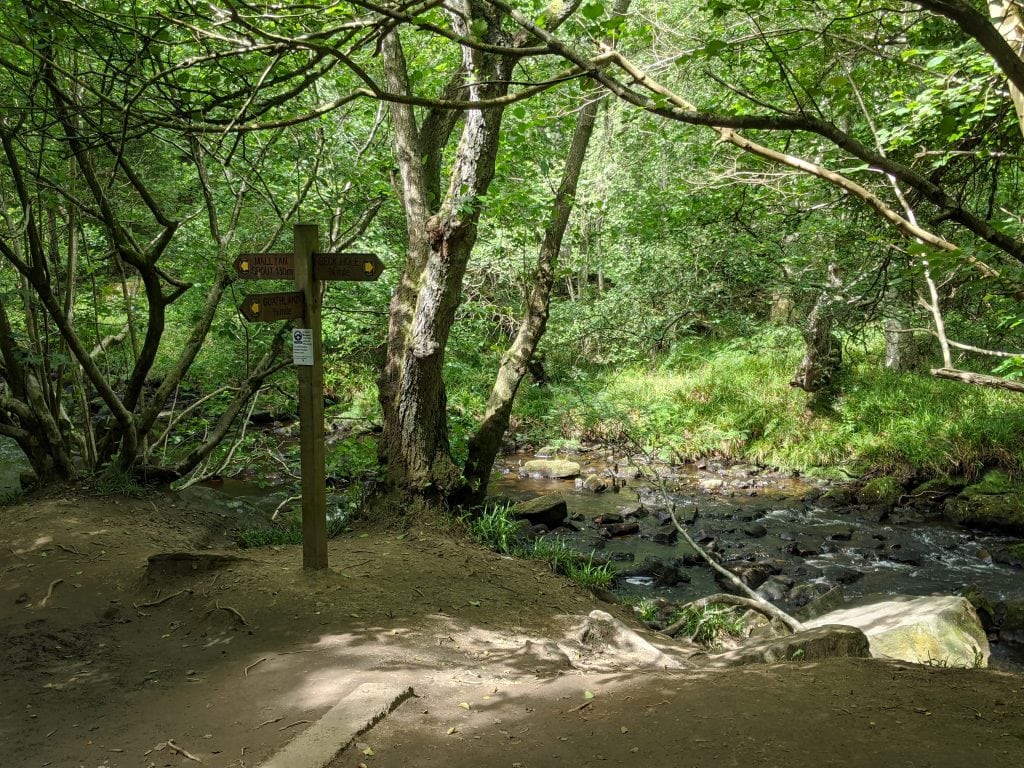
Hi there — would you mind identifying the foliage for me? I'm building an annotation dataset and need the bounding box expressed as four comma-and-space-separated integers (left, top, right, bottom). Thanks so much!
238, 508, 348, 549
631, 597, 659, 622
670, 603, 746, 650
513, 327, 1024, 478
462, 503, 523, 554
91, 466, 149, 498
462, 506, 614, 589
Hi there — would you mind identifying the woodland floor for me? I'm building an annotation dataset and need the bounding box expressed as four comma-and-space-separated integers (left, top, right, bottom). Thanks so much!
1, 490, 1023, 768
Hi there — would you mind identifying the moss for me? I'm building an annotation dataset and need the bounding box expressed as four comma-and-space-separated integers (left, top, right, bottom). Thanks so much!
1007, 543, 1024, 562
962, 470, 1015, 497
945, 494, 1024, 535
857, 476, 903, 506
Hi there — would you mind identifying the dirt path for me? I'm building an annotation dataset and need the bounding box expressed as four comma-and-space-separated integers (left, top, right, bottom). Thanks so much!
1, 491, 1022, 768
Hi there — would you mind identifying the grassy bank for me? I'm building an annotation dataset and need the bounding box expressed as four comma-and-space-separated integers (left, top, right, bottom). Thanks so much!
511, 329, 1024, 479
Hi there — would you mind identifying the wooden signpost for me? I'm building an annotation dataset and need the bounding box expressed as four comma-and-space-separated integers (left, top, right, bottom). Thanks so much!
236, 225, 383, 570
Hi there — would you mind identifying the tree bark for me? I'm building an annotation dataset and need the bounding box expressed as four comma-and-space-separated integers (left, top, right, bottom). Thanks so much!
378, 3, 514, 498
463, 82, 604, 500
791, 265, 844, 394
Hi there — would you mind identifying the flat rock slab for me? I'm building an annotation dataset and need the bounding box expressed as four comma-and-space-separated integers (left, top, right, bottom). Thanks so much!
521, 459, 581, 479
260, 682, 415, 768
805, 594, 989, 668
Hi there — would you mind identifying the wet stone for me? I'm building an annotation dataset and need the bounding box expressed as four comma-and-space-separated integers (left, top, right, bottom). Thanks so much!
651, 529, 679, 545
743, 523, 768, 538
823, 565, 864, 585
785, 538, 822, 558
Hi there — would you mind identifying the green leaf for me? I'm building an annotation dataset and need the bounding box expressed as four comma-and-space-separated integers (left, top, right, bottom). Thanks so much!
581, 2, 604, 21
470, 18, 488, 38
703, 39, 728, 57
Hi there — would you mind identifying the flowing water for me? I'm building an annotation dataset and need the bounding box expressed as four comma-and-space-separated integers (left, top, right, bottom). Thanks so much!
492, 454, 1024, 636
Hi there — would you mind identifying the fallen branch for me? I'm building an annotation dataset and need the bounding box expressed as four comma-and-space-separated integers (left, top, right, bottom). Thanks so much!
931, 367, 1024, 394
212, 601, 249, 626
167, 739, 203, 764
134, 588, 192, 609
39, 578, 64, 607
256, 716, 284, 729
278, 719, 313, 731
666, 510, 805, 634
243, 657, 267, 677
624, 435, 805, 635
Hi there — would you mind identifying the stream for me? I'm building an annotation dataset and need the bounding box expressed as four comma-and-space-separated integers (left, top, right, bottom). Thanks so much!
492, 452, 1024, 668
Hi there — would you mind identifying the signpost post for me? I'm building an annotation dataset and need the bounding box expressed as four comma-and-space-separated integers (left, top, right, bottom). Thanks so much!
235, 225, 383, 570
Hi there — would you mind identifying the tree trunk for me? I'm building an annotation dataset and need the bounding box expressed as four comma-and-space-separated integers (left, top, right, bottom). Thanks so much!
884, 317, 915, 371
791, 265, 844, 394
463, 82, 605, 501
378, 5, 513, 498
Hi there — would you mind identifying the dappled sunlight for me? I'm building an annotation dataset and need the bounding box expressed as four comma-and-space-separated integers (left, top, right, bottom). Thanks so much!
14, 535, 53, 555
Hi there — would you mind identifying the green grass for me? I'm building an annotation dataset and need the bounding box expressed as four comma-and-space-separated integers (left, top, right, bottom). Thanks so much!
512, 327, 1024, 479
670, 603, 746, 650
462, 507, 615, 590
92, 465, 148, 497
238, 510, 348, 548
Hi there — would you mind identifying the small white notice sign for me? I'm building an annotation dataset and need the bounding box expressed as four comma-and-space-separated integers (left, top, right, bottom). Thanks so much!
292, 328, 314, 366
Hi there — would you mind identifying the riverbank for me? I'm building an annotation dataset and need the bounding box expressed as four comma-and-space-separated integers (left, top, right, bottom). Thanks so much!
2, 489, 1023, 768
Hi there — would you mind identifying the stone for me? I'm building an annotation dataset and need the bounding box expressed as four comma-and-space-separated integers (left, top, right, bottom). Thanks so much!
702, 625, 870, 667
620, 503, 646, 518
675, 504, 699, 525
856, 504, 891, 523
582, 474, 609, 493
944, 471, 1024, 535
785, 538, 821, 557
599, 521, 640, 538
716, 560, 778, 592
520, 459, 581, 479
756, 574, 794, 603
818, 486, 856, 507
997, 600, 1024, 645
698, 477, 726, 492
510, 493, 568, 529
792, 584, 844, 617
856, 476, 904, 506
743, 523, 768, 538
822, 565, 863, 585
594, 512, 623, 525
651, 529, 678, 545
883, 543, 924, 566
804, 594, 990, 668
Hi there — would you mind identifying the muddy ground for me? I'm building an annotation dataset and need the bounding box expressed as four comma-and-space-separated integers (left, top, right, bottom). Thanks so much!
1, 489, 1023, 768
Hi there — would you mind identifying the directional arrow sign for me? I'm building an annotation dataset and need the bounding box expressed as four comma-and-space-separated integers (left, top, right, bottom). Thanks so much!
239, 291, 305, 322
313, 252, 384, 282
233, 252, 295, 280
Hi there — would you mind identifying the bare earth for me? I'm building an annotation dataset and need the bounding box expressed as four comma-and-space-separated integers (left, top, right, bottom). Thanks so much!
1, 490, 1023, 768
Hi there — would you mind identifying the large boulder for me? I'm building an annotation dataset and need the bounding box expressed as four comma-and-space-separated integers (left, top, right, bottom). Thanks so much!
804, 594, 989, 668
511, 492, 568, 529
520, 459, 581, 479
944, 471, 1024, 535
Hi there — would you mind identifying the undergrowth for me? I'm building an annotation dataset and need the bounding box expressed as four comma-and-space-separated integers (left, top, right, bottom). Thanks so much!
670, 603, 746, 650
513, 327, 1024, 479
462, 505, 615, 590
238, 509, 348, 548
